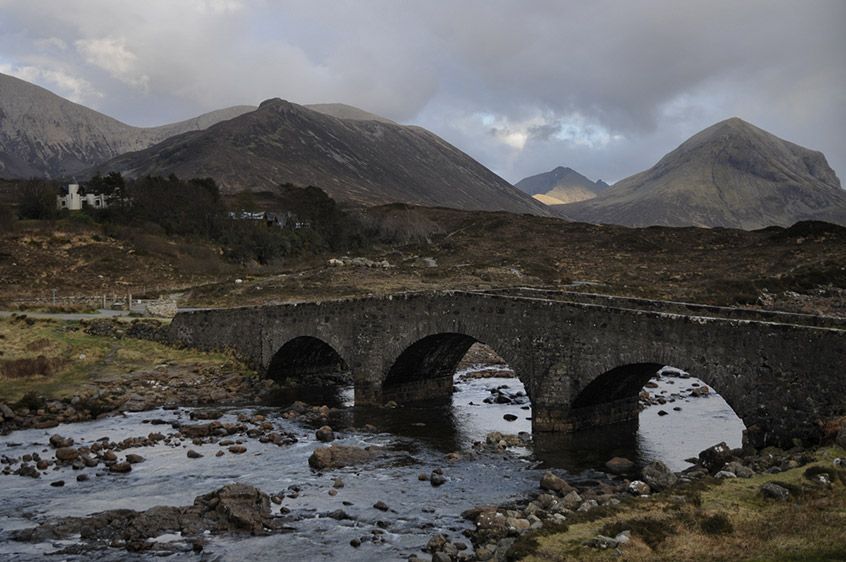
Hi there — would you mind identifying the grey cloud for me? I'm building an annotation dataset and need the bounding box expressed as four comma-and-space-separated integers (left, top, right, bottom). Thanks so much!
0, 0, 843, 184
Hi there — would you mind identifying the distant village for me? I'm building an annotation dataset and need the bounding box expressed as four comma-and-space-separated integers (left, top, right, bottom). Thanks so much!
56, 182, 310, 229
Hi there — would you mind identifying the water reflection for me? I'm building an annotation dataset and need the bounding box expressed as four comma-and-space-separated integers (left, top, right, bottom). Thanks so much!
265, 365, 745, 474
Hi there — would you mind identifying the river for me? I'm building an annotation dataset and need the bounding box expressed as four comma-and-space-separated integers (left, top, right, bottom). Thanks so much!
0, 366, 744, 560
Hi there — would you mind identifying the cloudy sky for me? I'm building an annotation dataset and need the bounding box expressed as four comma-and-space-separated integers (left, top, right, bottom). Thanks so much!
1, 0, 844, 184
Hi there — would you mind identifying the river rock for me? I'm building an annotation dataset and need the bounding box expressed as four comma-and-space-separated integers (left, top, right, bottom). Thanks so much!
761, 482, 791, 501
228, 445, 247, 454
191, 483, 273, 534
641, 461, 678, 491
109, 462, 132, 473
49, 434, 74, 449
430, 471, 447, 486
691, 385, 710, 397
628, 480, 651, 495
55, 447, 79, 462
723, 461, 754, 478
561, 490, 583, 510
605, 456, 635, 475
308, 445, 377, 470
476, 511, 510, 537
0, 403, 14, 419
315, 426, 335, 442
373, 501, 389, 511
187, 450, 203, 459
125, 454, 145, 464
540, 471, 574, 495
699, 442, 734, 473
427, 533, 448, 552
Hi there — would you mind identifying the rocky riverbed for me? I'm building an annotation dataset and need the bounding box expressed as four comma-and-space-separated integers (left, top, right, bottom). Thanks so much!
0, 363, 782, 561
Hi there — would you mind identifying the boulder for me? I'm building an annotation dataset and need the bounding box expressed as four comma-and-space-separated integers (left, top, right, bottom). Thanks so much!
125, 454, 145, 464
605, 457, 635, 475
561, 490, 583, 510
476, 511, 510, 537
49, 434, 74, 449
315, 426, 335, 442
0, 403, 14, 419
723, 461, 754, 478
191, 483, 272, 534
699, 442, 734, 473
308, 445, 377, 470
109, 462, 132, 473
641, 461, 678, 491
627, 480, 651, 495
761, 482, 790, 501
430, 471, 447, 487
540, 471, 574, 495
55, 447, 79, 462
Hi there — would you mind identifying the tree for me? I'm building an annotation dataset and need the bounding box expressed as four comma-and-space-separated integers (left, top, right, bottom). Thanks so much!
17, 180, 58, 220
86, 172, 126, 197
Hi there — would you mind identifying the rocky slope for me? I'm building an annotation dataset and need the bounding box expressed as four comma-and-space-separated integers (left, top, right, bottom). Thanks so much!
516, 166, 609, 205
91, 98, 549, 214
0, 72, 254, 179
555, 118, 846, 228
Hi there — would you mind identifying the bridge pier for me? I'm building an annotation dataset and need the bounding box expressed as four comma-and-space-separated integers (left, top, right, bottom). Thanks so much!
533, 396, 640, 433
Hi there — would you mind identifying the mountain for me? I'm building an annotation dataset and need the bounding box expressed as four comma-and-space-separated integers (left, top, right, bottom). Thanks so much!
515, 166, 609, 205
0, 72, 254, 179
555, 118, 846, 228
304, 103, 397, 124
91, 98, 550, 215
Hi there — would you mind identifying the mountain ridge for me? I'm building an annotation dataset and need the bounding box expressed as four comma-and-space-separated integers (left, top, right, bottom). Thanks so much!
0, 71, 255, 178
554, 117, 846, 228
88, 98, 551, 215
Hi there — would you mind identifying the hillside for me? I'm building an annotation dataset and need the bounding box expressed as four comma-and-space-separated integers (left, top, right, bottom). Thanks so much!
555, 118, 846, 228
90, 98, 550, 215
0, 72, 254, 179
515, 166, 609, 205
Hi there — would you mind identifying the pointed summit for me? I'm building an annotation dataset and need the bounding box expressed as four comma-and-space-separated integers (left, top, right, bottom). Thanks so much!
515, 166, 609, 204
556, 118, 845, 229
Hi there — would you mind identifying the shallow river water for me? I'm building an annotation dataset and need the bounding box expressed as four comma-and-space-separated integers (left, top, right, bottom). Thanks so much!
0, 367, 744, 560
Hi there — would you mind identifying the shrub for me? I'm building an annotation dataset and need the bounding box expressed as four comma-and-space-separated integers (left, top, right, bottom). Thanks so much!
599, 517, 676, 549
700, 513, 734, 535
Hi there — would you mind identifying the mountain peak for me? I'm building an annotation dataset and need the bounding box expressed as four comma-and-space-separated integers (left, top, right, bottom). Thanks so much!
258, 98, 292, 109
515, 165, 608, 204
555, 118, 846, 229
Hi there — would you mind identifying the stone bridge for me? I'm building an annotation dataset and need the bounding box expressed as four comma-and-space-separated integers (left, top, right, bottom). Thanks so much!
169, 289, 846, 448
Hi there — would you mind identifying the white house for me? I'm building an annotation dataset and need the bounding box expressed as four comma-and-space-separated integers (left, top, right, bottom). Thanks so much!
57, 184, 108, 211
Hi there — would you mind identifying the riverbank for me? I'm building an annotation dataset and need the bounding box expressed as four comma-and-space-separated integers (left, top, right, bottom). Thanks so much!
0, 315, 264, 433
453, 444, 846, 562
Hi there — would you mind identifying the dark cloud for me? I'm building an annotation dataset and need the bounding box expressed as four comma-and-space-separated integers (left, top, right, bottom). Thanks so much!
0, 0, 843, 184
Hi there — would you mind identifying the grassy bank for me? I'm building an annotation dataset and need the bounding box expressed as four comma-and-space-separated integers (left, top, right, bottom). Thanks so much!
0, 316, 247, 404
518, 447, 846, 562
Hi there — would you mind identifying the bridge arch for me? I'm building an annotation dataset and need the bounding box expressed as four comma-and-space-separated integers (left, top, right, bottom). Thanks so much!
267, 335, 349, 384
559, 348, 753, 442
381, 331, 527, 404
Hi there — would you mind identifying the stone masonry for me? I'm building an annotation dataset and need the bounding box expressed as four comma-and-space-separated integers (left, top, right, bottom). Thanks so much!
169, 290, 846, 448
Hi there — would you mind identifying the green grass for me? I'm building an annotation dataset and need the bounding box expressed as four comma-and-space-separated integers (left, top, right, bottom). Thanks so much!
0, 317, 244, 403
519, 446, 846, 562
